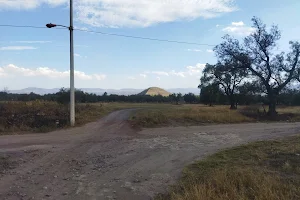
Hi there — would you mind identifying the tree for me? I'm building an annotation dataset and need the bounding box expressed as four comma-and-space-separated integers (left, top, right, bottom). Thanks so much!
170, 93, 183, 104
215, 17, 300, 115
184, 93, 197, 104
237, 82, 262, 105
56, 88, 70, 104
199, 84, 222, 106
200, 60, 247, 109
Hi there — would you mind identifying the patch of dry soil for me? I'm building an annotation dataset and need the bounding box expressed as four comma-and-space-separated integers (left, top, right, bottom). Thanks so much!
0, 110, 299, 200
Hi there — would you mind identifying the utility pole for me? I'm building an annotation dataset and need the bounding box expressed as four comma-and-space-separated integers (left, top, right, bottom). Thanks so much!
69, 0, 75, 126
46, 0, 75, 126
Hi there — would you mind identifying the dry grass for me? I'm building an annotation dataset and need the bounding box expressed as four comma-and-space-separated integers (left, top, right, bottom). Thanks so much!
1, 102, 300, 133
130, 105, 254, 127
157, 136, 300, 200
0, 102, 175, 134
240, 105, 300, 122
130, 104, 300, 128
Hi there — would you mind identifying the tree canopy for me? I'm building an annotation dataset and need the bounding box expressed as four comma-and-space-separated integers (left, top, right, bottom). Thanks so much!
200, 60, 247, 109
214, 17, 300, 115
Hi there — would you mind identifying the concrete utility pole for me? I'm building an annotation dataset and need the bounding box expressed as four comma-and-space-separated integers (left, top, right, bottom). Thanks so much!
46, 0, 76, 126
69, 0, 75, 126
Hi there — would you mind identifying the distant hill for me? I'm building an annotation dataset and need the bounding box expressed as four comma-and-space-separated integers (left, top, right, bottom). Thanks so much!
9, 87, 199, 95
138, 87, 171, 97
9, 87, 61, 95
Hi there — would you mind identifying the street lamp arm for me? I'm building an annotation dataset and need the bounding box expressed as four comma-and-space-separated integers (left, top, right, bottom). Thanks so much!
56, 24, 70, 29
46, 23, 69, 29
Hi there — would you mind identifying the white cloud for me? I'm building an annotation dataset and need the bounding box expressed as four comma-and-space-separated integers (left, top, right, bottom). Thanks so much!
74, 26, 89, 31
0, 68, 5, 77
0, 64, 106, 81
14, 41, 52, 44
0, 0, 237, 28
144, 63, 206, 79
148, 71, 169, 76
187, 49, 202, 52
0, 46, 37, 51
128, 76, 136, 80
170, 70, 186, 78
222, 21, 255, 36
206, 49, 213, 53
140, 74, 147, 78
231, 21, 244, 26
186, 63, 206, 75
75, 53, 87, 58
0, 0, 66, 10
94, 74, 106, 80
156, 77, 161, 81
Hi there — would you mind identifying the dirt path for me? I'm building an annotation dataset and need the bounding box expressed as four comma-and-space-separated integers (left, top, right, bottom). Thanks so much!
0, 109, 299, 200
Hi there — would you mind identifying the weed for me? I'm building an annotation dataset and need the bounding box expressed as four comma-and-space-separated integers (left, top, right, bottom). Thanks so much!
157, 136, 300, 200
130, 105, 300, 128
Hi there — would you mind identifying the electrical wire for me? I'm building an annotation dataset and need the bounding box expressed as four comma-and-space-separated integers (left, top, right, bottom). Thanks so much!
0, 24, 66, 30
75, 28, 215, 46
0, 24, 216, 46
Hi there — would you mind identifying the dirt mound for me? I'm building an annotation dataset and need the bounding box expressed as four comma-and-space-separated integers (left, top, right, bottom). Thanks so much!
138, 87, 171, 97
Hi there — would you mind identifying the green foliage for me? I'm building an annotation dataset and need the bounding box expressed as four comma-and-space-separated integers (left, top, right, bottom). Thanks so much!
200, 61, 248, 109
199, 84, 225, 106
214, 17, 300, 115
170, 93, 184, 104
183, 93, 198, 104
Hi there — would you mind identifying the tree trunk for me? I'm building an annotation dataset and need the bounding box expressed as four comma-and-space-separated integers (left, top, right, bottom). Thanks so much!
229, 95, 237, 110
230, 101, 237, 109
268, 95, 277, 116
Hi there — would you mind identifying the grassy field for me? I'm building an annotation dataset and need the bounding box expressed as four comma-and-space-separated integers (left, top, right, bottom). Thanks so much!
157, 135, 300, 200
0, 101, 147, 134
0, 101, 179, 134
129, 104, 300, 128
1, 102, 300, 134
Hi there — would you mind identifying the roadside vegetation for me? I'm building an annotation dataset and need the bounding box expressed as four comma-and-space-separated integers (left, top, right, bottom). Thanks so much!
0, 101, 157, 134
129, 104, 300, 128
0, 101, 103, 133
130, 105, 253, 127
157, 136, 300, 200
1, 101, 300, 134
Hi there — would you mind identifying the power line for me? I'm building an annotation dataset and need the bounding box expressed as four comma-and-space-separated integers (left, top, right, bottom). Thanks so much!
75, 28, 215, 46
0, 24, 66, 30
0, 24, 46, 29
0, 24, 216, 46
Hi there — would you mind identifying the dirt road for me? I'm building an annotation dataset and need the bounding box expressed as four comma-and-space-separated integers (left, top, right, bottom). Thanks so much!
0, 109, 299, 200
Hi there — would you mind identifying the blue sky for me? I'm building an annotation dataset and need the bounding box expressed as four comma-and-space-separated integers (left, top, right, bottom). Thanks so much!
0, 0, 300, 90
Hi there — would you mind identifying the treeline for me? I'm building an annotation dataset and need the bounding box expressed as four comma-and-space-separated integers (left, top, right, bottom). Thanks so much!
1, 87, 300, 106
0, 88, 199, 104
200, 85, 300, 106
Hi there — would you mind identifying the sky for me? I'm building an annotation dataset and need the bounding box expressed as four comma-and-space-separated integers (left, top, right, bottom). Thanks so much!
0, 0, 300, 90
